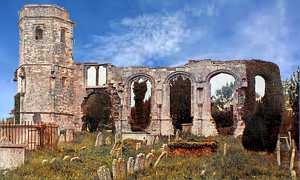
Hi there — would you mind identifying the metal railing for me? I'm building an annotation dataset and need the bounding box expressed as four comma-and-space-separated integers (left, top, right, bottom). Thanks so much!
0, 121, 59, 150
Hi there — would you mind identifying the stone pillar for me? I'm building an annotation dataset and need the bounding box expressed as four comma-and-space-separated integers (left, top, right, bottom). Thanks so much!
201, 83, 218, 137
233, 88, 246, 137
161, 83, 173, 135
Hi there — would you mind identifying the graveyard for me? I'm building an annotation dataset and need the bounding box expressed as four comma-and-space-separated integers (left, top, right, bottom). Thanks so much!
0, 131, 292, 179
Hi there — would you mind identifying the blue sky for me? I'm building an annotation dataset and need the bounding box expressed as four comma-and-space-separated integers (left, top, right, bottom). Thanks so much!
0, 0, 299, 118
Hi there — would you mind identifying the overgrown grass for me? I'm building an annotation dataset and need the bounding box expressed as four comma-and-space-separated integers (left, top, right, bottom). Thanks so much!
0, 133, 291, 180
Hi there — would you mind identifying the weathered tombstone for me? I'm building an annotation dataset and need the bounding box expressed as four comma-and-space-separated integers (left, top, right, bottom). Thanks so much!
145, 152, 155, 168
0, 144, 26, 170
127, 157, 135, 175
49, 158, 56, 164
63, 155, 70, 161
97, 165, 112, 180
105, 136, 112, 145
135, 142, 142, 151
95, 132, 103, 147
70, 156, 81, 163
42, 159, 48, 165
134, 153, 145, 172
112, 159, 118, 179
80, 146, 87, 151
118, 158, 127, 179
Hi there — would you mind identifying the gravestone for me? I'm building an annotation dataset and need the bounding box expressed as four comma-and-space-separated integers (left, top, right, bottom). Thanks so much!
97, 165, 112, 180
0, 144, 26, 170
112, 159, 118, 179
134, 153, 145, 172
95, 132, 103, 147
127, 157, 135, 175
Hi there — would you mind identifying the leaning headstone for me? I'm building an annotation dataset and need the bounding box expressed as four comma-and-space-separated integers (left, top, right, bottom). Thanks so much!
70, 156, 81, 163
145, 152, 155, 168
135, 142, 142, 151
134, 153, 145, 172
80, 146, 87, 151
95, 132, 103, 147
127, 157, 135, 175
63, 155, 70, 161
97, 165, 112, 180
49, 158, 56, 164
118, 158, 127, 179
42, 159, 48, 165
112, 159, 118, 179
105, 136, 112, 145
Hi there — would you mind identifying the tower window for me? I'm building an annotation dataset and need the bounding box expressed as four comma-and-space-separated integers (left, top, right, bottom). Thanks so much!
60, 28, 66, 43
35, 26, 43, 40
62, 77, 67, 88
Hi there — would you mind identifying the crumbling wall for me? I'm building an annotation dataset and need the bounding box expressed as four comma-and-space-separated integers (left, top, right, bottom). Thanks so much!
242, 60, 283, 151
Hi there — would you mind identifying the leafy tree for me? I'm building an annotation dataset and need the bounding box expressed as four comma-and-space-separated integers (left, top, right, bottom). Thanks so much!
212, 82, 234, 110
211, 82, 235, 134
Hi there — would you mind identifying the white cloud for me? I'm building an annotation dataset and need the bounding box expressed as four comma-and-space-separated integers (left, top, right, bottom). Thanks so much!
225, 0, 295, 78
81, 12, 190, 67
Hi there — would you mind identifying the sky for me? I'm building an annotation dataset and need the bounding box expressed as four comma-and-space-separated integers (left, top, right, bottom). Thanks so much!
0, 0, 299, 118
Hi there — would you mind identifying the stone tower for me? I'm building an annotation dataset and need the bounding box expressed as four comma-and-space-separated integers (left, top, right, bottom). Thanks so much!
16, 4, 75, 126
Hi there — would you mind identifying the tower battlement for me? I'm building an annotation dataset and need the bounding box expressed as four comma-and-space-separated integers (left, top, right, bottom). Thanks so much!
19, 4, 71, 22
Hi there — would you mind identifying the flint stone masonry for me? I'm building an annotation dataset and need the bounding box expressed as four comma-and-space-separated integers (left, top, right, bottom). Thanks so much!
16, 4, 284, 138
0, 144, 26, 170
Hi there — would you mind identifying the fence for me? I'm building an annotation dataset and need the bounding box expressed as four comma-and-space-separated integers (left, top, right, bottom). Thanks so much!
0, 121, 59, 150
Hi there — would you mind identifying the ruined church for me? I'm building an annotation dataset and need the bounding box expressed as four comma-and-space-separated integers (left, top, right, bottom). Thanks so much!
15, 4, 283, 138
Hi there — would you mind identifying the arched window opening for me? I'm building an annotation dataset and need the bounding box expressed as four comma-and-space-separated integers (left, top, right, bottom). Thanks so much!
35, 26, 43, 40
169, 75, 192, 131
82, 93, 112, 132
129, 77, 152, 131
210, 73, 235, 135
87, 66, 97, 87
255, 75, 266, 102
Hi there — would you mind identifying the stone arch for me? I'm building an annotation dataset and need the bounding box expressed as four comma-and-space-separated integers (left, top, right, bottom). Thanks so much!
126, 73, 155, 131
166, 71, 194, 131
165, 71, 196, 84
206, 69, 241, 86
209, 72, 237, 135
81, 87, 121, 132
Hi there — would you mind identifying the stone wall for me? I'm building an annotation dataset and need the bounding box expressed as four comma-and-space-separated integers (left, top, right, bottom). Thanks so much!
0, 144, 26, 170
15, 4, 284, 139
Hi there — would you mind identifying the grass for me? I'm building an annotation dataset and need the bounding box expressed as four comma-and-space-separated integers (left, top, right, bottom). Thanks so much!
0, 133, 292, 180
